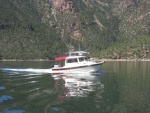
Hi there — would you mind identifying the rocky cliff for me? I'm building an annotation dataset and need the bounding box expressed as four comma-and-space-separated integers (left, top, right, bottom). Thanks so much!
0, 0, 149, 59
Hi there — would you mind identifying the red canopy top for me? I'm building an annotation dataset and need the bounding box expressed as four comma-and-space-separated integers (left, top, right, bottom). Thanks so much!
55, 56, 68, 61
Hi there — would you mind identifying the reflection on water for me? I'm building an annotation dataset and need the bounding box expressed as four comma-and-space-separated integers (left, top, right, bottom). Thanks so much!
0, 66, 103, 113
0, 86, 5, 90
0, 61, 149, 113
0, 109, 25, 113
52, 73, 104, 98
0, 95, 13, 102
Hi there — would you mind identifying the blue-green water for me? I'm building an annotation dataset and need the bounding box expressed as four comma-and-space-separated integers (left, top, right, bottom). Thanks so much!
0, 61, 150, 113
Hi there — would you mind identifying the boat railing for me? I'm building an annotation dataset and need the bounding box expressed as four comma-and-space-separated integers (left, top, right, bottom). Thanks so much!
66, 51, 89, 56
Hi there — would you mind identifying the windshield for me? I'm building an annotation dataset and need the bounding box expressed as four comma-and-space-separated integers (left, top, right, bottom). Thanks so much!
79, 57, 89, 62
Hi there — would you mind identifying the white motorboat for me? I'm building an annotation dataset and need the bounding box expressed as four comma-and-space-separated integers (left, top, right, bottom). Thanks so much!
0, 51, 104, 74
51, 51, 104, 74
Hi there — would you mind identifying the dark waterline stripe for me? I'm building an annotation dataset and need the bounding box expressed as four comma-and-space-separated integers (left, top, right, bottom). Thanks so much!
52, 64, 100, 71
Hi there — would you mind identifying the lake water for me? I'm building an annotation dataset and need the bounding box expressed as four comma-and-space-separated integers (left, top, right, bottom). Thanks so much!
0, 61, 150, 113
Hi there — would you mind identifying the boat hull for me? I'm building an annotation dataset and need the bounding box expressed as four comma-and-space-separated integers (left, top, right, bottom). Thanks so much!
52, 63, 101, 74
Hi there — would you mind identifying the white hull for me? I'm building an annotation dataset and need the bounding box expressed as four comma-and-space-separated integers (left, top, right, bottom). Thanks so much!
52, 63, 102, 74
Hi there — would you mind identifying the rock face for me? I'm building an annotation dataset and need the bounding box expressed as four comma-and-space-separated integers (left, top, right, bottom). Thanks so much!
53, 0, 65, 9
35, 0, 150, 59
53, 0, 73, 12
0, 0, 149, 59
33, 0, 149, 40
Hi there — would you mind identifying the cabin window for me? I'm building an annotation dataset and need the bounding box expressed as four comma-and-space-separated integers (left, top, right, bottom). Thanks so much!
79, 57, 85, 62
66, 58, 78, 63
85, 57, 90, 61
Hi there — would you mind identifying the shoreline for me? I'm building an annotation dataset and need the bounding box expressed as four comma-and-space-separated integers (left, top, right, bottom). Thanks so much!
0, 59, 54, 61
0, 58, 150, 61
95, 59, 150, 61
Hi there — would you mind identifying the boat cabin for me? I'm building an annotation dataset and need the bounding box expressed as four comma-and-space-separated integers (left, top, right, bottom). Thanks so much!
54, 51, 90, 68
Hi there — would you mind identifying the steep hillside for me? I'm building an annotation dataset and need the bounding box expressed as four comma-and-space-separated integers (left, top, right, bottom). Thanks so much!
0, 0, 149, 60
97, 36, 150, 59
0, 0, 67, 60
111, 0, 150, 38
33, 0, 119, 50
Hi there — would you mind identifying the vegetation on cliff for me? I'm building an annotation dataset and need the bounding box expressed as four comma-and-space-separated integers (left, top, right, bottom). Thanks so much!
0, 0, 149, 60
0, 0, 67, 60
